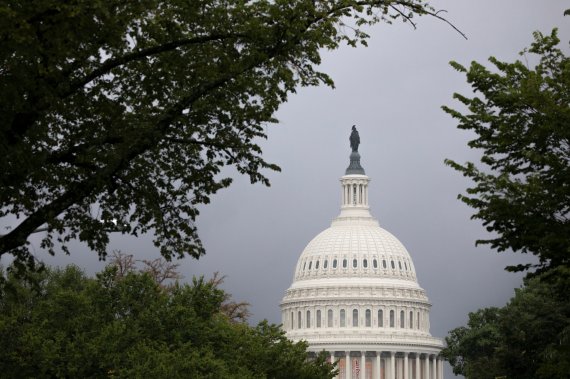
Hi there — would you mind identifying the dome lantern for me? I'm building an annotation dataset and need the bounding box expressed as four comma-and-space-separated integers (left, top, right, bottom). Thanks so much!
340, 126, 371, 218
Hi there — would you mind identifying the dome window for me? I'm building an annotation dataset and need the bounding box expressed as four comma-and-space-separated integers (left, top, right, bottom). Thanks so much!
363, 259, 368, 268
315, 261, 319, 269
400, 310, 405, 328
306, 310, 311, 328
324, 260, 328, 269
352, 309, 359, 327
398, 261, 402, 270
391, 260, 395, 269
382, 260, 387, 269
409, 311, 413, 328
352, 259, 357, 268
342, 259, 347, 268
340, 309, 346, 327
327, 309, 333, 327
303, 262, 306, 270
404, 261, 408, 270
291, 312, 294, 329
373, 259, 378, 268
365, 309, 371, 327
378, 310, 383, 327
316, 310, 322, 328
298, 311, 301, 329
308, 261, 312, 270
333, 259, 337, 269
389, 310, 395, 327
417, 311, 420, 329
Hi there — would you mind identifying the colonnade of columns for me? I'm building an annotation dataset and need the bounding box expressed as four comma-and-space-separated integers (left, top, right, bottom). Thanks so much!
326, 351, 443, 379
341, 181, 368, 207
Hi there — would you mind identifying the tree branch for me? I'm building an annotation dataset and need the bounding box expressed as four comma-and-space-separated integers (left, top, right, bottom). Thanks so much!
0, 41, 284, 257
64, 33, 246, 97
4, 33, 246, 150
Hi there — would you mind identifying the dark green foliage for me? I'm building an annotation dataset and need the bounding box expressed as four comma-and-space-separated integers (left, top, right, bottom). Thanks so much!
442, 308, 503, 379
443, 29, 570, 273
441, 267, 570, 379
443, 19, 570, 379
0, 0, 440, 274
0, 264, 335, 378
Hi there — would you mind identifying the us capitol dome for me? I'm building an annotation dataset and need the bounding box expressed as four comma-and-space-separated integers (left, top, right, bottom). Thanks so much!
280, 127, 444, 379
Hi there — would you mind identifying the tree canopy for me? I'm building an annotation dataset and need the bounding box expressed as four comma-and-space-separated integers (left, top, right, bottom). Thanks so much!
0, 260, 335, 378
441, 267, 570, 379
0, 0, 456, 274
443, 28, 570, 273
442, 17, 570, 379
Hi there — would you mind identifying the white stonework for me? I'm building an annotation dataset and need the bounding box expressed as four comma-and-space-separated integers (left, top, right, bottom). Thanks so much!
281, 170, 444, 379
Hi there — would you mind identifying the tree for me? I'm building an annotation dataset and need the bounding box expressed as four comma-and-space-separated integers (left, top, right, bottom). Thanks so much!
0, 261, 336, 378
443, 28, 570, 273
0, 0, 459, 274
441, 307, 503, 379
442, 20, 570, 378
109, 250, 250, 321
208, 271, 252, 322
441, 267, 570, 379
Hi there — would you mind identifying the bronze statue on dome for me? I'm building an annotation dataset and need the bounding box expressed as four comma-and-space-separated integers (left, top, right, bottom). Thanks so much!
349, 125, 360, 152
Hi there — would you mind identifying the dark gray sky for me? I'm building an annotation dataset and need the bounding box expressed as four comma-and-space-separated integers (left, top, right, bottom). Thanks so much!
9, 1, 570, 378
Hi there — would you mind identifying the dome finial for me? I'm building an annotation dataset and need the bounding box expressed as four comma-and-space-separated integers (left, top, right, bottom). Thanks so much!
350, 125, 360, 152
346, 125, 365, 175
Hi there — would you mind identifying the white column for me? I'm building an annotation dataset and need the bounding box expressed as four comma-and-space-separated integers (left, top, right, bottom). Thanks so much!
346, 351, 351, 379
361, 351, 365, 379
390, 352, 395, 379
415, 354, 420, 379
423, 355, 428, 379
352, 184, 356, 205
439, 357, 444, 379
431, 356, 436, 379
376, 352, 381, 379
404, 353, 408, 379
434, 358, 438, 379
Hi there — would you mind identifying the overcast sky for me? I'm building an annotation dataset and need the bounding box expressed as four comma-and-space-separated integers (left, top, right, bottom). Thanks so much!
13, 1, 570, 378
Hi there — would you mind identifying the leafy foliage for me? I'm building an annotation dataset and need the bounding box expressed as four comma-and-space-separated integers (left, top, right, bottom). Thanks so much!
441, 267, 570, 379
443, 19, 570, 379
0, 0, 448, 274
0, 262, 335, 378
443, 29, 570, 272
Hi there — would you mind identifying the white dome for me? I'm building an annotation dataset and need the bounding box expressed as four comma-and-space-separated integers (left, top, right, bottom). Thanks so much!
293, 217, 418, 283
280, 148, 444, 378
